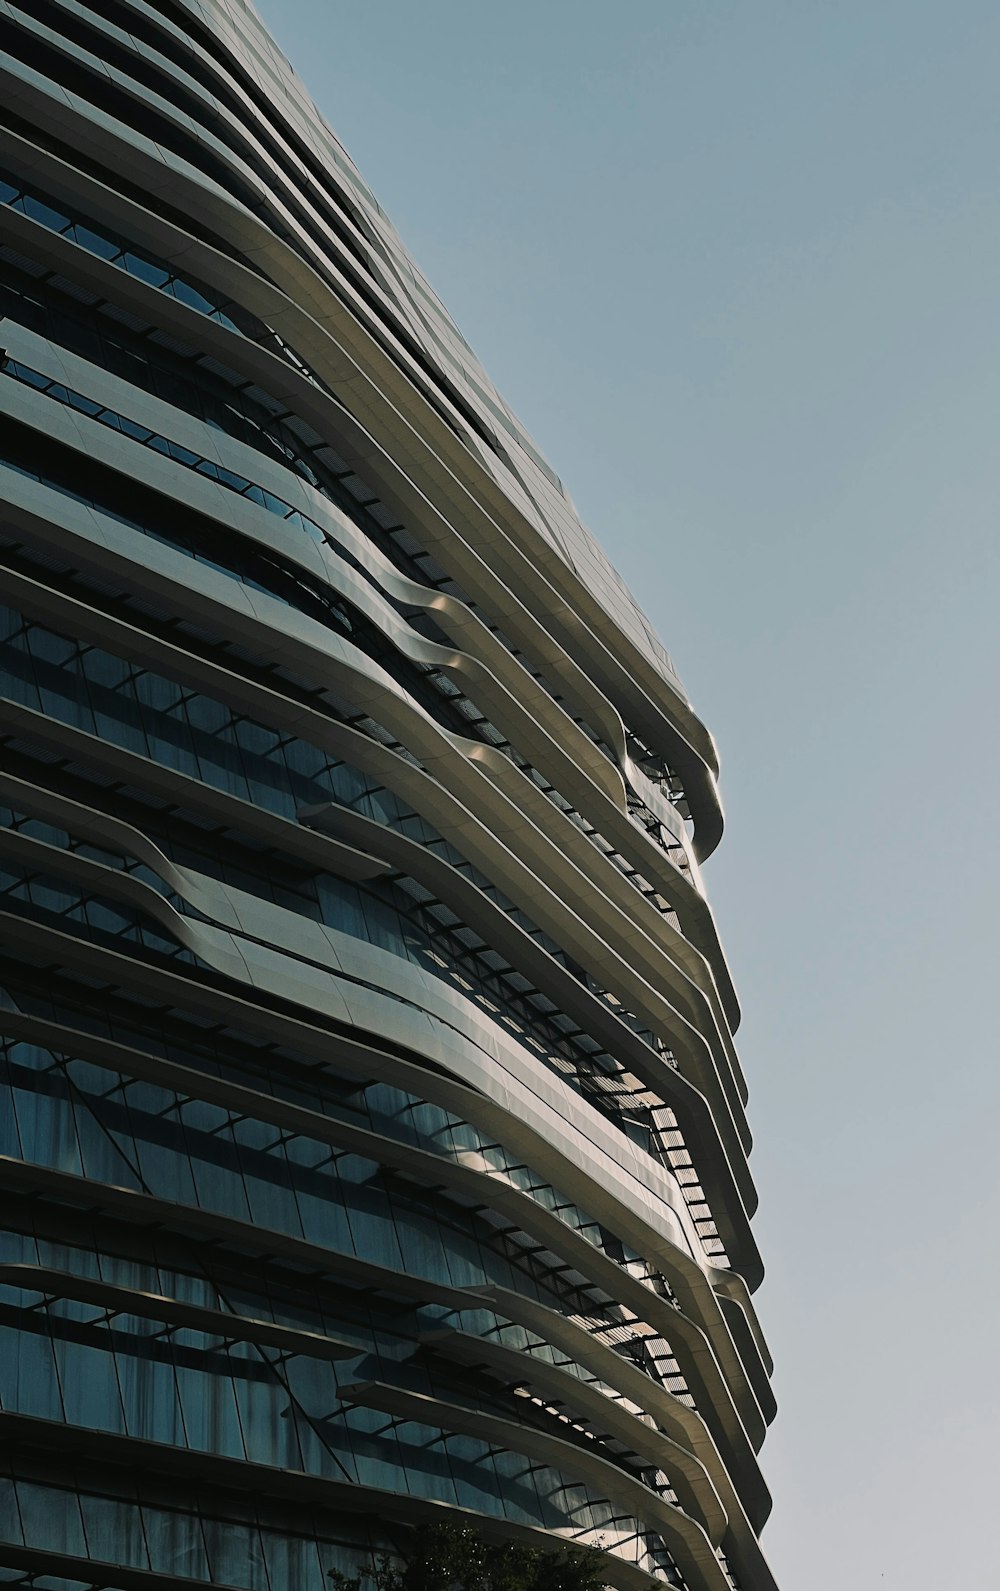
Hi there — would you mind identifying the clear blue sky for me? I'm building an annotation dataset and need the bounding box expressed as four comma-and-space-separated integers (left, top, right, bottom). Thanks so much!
257, 4, 1000, 1584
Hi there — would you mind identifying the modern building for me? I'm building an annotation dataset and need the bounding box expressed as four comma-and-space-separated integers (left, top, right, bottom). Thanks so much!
0, 3, 779, 1590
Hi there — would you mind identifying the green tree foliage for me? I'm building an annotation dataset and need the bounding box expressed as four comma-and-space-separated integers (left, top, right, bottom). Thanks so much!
329, 1524, 609, 1591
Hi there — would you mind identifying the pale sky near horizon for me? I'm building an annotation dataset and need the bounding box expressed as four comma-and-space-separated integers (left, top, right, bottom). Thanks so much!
257, 4, 1000, 1585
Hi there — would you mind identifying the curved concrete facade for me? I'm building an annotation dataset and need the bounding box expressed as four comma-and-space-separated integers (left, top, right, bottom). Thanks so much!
0, 2, 779, 1588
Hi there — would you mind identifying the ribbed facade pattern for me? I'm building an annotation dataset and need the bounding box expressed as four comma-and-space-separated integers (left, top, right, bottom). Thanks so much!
0, 3, 778, 1589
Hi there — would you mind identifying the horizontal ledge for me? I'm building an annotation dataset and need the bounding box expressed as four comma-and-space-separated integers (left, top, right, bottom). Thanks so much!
340, 1380, 731, 1591
0, 903, 768, 1444
419, 1328, 779, 1591
0, 1410, 664, 1591
301, 797, 762, 1281
0, 1542, 247, 1591
0, 1125, 768, 1531
0, 1152, 473, 1310
0, 1263, 358, 1362
418, 1326, 728, 1546
468, 1286, 772, 1539
0, 517, 751, 1177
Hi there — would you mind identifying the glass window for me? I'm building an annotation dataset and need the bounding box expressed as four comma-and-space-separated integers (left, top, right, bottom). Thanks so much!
116, 1333, 186, 1447
15, 1481, 87, 1556
201, 1515, 269, 1590
0, 1327, 63, 1421
122, 254, 170, 289
53, 1338, 126, 1434
175, 1359, 246, 1459
21, 194, 69, 231
144, 1502, 209, 1578
80, 1490, 150, 1568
